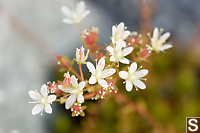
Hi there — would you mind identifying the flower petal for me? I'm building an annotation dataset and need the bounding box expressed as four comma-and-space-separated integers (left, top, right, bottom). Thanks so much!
63, 19, 73, 24
97, 57, 105, 72
119, 71, 128, 79
48, 95, 56, 103
79, 81, 86, 90
129, 62, 137, 74
133, 79, 146, 89
32, 104, 44, 115
41, 84, 48, 98
119, 58, 129, 64
86, 62, 95, 74
65, 94, 76, 109
156, 44, 173, 51
122, 31, 131, 40
98, 79, 108, 88
110, 56, 116, 62
77, 93, 84, 103
153, 27, 159, 42
135, 69, 148, 77
71, 75, 78, 88
122, 47, 133, 56
29, 91, 42, 101
126, 80, 133, 92
117, 22, 124, 33
61, 6, 72, 17
115, 41, 124, 51
58, 85, 73, 93
106, 46, 114, 55
101, 69, 116, 78
44, 104, 52, 114
112, 25, 116, 37
76, 1, 86, 15
89, 76, 97, 84
160, 32, 170, 43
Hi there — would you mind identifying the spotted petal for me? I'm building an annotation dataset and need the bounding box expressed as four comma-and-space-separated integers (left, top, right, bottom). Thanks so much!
98, 79, 108, 88
101, 69, 116, 78
58, 85, 73, 93
48, 95, 56, 103
86, 62, 95, 74
32, 104, 44, 115
41, 84, 48, 98
65, 94, 76, 109
29, 91, 42, 101
44, 104, 52, 114
71, 75, 78, 88
133, 79, 146, 89
97, 57, 105, 72
119, 71, 128, 79
135, 69, 148, 77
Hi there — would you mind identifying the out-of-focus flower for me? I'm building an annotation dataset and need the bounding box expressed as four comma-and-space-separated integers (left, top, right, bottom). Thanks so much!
75, 46, 89, 64
59, 75, 85, 109
111, 22, 130, 44
29, 84, 56, 115
139, 47, 151, 60
47, 81, 62, 94
119, 62, 148, 92
148, 27, 172, 52
82, 27, 99, 45
126, 32, 142, 47
61, 1, 90, 24
86, 57, 116, 88
106, 40, 133, 65
71, 103, 86, 117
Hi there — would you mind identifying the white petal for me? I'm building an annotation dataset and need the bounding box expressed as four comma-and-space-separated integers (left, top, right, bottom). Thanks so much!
58, 85, 73, 93
117, 22, 124, 33
65, 94, 76, 109
126, 80, 133, 92
122, 47, 133, 56
119, 58, 130, 64
77, 93, 84, 103
61, 6, 72, 17
129, 62, 137, 74
89, 76, 97, 84
156, 44, 173, 51
98, 79, 108, 88
135, 69, 148, 77
133, 79, 146, 89
122, 31, 131, 39
79, 81, 86, 90
40, 84, 48, 98
63, 19, 73, 24
71, 75, 78, 88
77, 1, 85, 15
153, 27, 159, 41
101, 69, 116, 78
32, 104, 44, 115
80, 10, 90, 20
97, 57, 105, 72
160, 32, 170, 43
115, 41, 123, 51
112, 25, 116, 37
47, 95, 56, 103
29, 91, 42, 101
86, 62, 95, 74
119, 71, 128, 79
106, 46, 114, 55
110, 56, 116, 62
44, 104, 52, 114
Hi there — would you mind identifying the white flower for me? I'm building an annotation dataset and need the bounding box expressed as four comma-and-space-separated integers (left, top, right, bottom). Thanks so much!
148, 27, 173, 52
111, 22, 130, 44
75, 46, 89, 64
119, 62, 148, 92
29, 84, 56, 115
58, 75, 85, 109
86, 57, 116, 88
61, 1, 90, 24
106, 40, 133, 65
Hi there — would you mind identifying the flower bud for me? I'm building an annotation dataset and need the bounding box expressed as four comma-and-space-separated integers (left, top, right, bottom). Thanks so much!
140, 47, 151, 60
75, 46, 89, 64
55, 53, 71, 68
63, 72, 71, 87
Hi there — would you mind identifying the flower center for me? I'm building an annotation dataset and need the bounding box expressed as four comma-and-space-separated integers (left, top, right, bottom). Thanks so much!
155, 40, 162, 47
114, 51, 122, 61
128, 73, 138, 82
95, 70, 102, 80
40, 97, 48, 105
114, 33, 122, 42
71, 88, 82, 95
73, 14, 80, 23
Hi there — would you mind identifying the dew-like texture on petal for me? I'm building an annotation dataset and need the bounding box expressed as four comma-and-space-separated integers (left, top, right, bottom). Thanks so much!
129, 62, 137, 74
61, 6, 72, 17
160, 32, 170, 43
58, 85, 73, 93
29, 91, 42, 101
106, 46, 114, 55
89, 76, 97, 84
135, 69, 148, 77
122, 47, 133, 56
119, 58, 129, 64
65, 94, 76, 109
110, 56, 116, 62
97, 57, 105, 72
86, 62, 95, 74
133, 79, 146, 89
32, 104, 44, 115
79, 81, 85, 90
126, 80, 133, 92
41, 84, 48, 98
44, 104, 52, 114
101, 69, 116, 78
98, 79, 108, 88
47, 95, 56, 103
119, 71, 128, 79
77, 93, 84, 103
71, 75, 79, 88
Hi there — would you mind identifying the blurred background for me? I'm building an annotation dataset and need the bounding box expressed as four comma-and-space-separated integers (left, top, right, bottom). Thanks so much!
0, 0, 200, 133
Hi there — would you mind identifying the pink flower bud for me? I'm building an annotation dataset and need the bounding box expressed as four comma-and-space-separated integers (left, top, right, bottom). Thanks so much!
75, 46, 89, 64
63, 72, 71, 87
140, 47, 151, 60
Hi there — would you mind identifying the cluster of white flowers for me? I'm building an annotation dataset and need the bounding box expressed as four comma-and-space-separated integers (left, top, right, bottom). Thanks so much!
28, 1, 173, 116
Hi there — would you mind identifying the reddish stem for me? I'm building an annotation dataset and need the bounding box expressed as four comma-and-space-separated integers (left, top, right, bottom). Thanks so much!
70, 68, 82, 81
